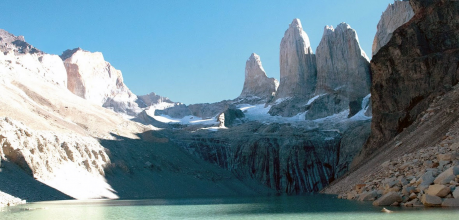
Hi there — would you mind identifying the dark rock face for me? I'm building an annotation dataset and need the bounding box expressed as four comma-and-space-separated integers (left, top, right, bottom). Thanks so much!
364, 0, 459, 157
305, 93, 348, 120
171, 120, 371, 194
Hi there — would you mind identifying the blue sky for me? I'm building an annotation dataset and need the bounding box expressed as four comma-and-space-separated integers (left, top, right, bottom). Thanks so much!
1, 0, 395, 104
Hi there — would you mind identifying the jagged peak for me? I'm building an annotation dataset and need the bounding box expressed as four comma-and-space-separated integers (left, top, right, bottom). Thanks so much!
60, 47, 86, 61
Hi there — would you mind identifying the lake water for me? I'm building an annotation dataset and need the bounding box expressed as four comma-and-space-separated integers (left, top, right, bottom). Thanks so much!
1, 194, 459, 220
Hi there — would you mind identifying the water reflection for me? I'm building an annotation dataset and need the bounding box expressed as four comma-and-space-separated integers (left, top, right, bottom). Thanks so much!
2, 195, 459, 220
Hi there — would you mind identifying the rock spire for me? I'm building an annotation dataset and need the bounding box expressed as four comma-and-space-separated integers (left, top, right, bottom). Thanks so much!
315, 23, 371, 102
275, 18, 317, 100
239, 53, 278, 101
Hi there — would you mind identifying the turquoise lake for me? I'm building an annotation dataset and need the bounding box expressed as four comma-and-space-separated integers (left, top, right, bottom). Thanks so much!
1, 194, 459, 220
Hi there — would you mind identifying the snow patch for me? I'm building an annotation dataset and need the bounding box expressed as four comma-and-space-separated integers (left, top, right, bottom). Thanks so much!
351, 93, 372, 121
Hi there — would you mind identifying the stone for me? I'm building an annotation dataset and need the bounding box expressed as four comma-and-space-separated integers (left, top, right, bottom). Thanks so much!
453, 188, 459, 199
61, 48, 141, 116
438, 154, 454, 162
421, 194, 442, 207
372, 0, 415, 56
441, 198, 459, 207
434, 166, 459, 184
426, 185, 451, 197
239, 53, 278, 101
275, 18, 317, 100
315, 23, 371, 105
373, 192, 402, 206
416, 171, 435, 186
362, 0, 459, 158
358, 191, 378, 201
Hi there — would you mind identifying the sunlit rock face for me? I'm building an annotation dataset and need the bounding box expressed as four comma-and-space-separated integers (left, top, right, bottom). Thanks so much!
372, 0, 414, 56
61, 48, 141, 116
275, 19, 317, 100
239, 53, 278, 102
0, 29, 67, 87
315, 23, 371, 102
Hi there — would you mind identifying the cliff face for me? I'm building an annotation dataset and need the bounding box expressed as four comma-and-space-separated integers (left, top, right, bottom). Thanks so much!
315, 23, 371, 102
239, 53, 278, 102
172, 120, 370, 194
61, 48, 141, 116
372, 0, 414, 56
363, 0, 459, 158
275, 19, 317, 100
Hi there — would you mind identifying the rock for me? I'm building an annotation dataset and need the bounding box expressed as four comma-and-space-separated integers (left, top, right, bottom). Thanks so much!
373, 192, 402, 206
305, 93, 348, 120
275, 18, 317, 100
363, 0, 459, 158
381, 207, 393, 213
421, 194, 443, 207
453, 187, 459, 199
426, 185, 451, 197
442, 198, 459, 207
359, 190, 378, 201
416, 171, 435, 186
0, 29, 41, 54
137, 92, 174, 108
0, 30, 67, 87
239, 53, 278, 101
434, 166, 459, 184
61, 48, 141, 116
315, 23, 371, 105
372, 0, 415, 56
438, 154, 454, 161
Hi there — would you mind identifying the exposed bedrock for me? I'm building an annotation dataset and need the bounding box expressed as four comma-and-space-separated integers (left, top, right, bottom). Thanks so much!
274, 18, 317, 100
171, 120, 370, 193
363, 0, 459, 158
372, 0, 414, 56
239, 53, 278, 102
315, 23, 371, 104
61, 48, 141, 116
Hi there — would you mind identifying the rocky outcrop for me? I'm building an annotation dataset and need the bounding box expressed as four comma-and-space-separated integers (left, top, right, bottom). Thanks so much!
137, 92, 174, 108
315, 23, 371, 103
364, 0, 459, 157
61, 48, 141, 116
372, 0, 414, 56
0, 29, 40, 54
0, 30, 67, 87
0, 117, 116, 199
239, 53, 278, 102
275, 19, 317, 100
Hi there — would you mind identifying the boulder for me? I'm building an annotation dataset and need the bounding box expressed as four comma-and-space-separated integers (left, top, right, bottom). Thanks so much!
359, 190, 378, 201
421, 194, 442, 207
373, 192, 402, 206
441, 198, 459, 207
434, 166, 459, 184
426, 184, 451, 197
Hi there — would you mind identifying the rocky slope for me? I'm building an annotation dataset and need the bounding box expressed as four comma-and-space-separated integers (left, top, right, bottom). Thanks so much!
324, 0, 459, 207
372, 0, 414, 56
238, 53, 278, 102
274, 18, 317, 100
61, 48, 142, 116
362, 0, 459, 160
0, 34, 274, 204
